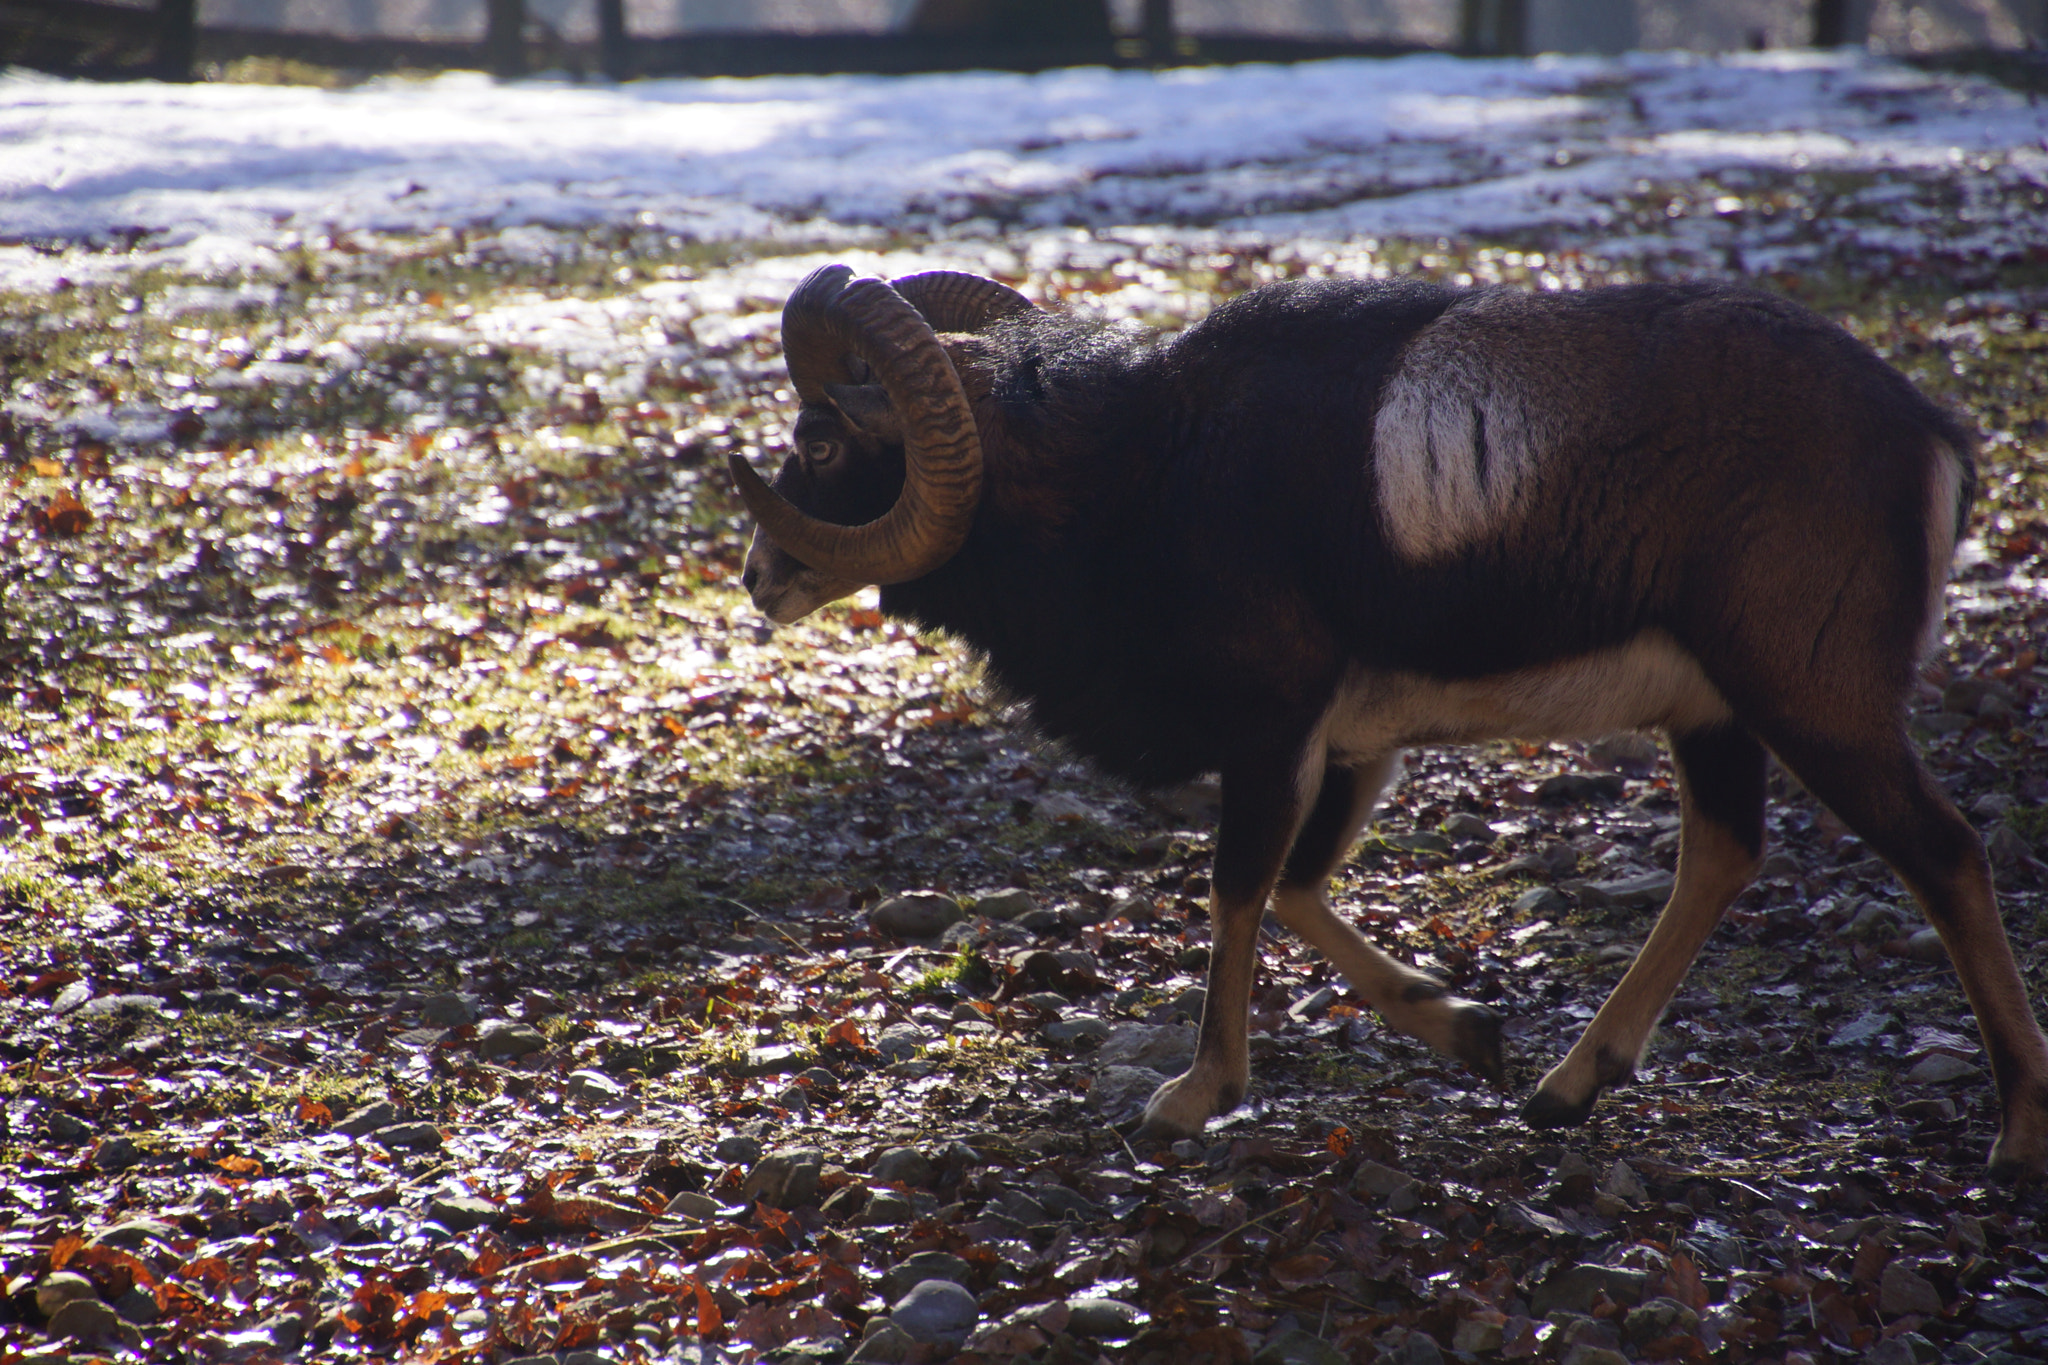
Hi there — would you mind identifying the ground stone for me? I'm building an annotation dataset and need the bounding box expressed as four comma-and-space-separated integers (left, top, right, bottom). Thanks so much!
820, 1185, 871, 1221
1066, 1297, 1143, 1340
566, 1069, 627, 1104
44, 1109, 91, 1145
861, 1190, 915, 1226
1828, 1011, 1897, 1048
477, 1019, 548, 1060
715, 1134, 762, 1165
336, 1100, 404, 1137
77, 993, 165, 1017
88, 1218, 180, 1250
665, 1191, 721, 1219
1537, 772, 1627, 804
265, 1312, 307, 1351
35, 1272, 97, 1319
1452, 1316, 1507, 1353
875, 1021, 936, 1061
1252, 1328, 1348, 1365
1600, 1160, 1648, 1202
1354, 1160, 1421, 1213
112, 1286, 157, 1323
1499, 1202, 1572, 1237
1906, 1053, 1980, 1085
1900, 927, 1948, 963
1401, 1331, 1447, 1365
1879, 1262, 1944, 1317
1098, 1022, 1196, 1074
850, 1318, 915, 1363
1623, 1297, 1698, 1344
1977, 1298, 2044, 1329
735, 1042, 809, 1077
1514, 886, 1571, 916
1839, 900, 1910, 941
1561, 1347, 1631, 1365
1043, 1016, 1110, 1045
891, 1279, 978, 1346
1943, 676, 2016, 715
1089, 1065, 1161, 1121
92, 1135, 141, 1171
1532, 1266, 1651, 1317
972, 888, 1037, 921
1578, 872, 1675, 909
375, 1122, 443, 1151
1587, 733, 1661, 775
420, 991, 479, 1026
1441, 811, 1496, 842
870, 1146, 933, 1187
880, 1251, 972, 1303
48, 1297, 133, 1346
869, 893, 965, 939
428, 1195, 502, 1232
744, 1147, 823, 1209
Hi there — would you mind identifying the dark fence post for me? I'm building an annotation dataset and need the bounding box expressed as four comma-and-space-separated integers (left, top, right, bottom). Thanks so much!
1141, 0, 1173, 61
1811, 0, 1848, 46
597, 0, 629, 79
155, 0, 195, 79
1459, 0, 1525, 55
485, 0, 526, 78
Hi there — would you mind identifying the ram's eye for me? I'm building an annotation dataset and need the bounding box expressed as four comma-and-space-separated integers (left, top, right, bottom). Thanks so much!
804, 440, 837, 464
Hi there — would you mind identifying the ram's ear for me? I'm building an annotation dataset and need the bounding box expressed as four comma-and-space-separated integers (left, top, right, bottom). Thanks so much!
824, 383, 902, 442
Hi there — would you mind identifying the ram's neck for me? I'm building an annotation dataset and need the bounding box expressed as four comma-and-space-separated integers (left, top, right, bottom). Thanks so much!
882, 433, 1130, 671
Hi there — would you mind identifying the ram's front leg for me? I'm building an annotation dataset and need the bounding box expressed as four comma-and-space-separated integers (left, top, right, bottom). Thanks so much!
1139, 737, 1321, 1141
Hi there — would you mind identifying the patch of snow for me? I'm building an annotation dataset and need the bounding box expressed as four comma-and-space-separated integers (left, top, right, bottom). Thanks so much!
1, 51, 2043, 292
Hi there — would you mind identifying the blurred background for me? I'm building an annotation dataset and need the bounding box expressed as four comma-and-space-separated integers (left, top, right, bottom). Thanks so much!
5, 0, 2045, 85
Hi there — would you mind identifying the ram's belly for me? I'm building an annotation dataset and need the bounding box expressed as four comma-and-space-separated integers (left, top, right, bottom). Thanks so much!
1326, 631, 1734, 758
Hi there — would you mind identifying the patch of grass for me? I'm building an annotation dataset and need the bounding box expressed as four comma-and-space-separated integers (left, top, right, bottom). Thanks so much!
210, 56, 361, 88
2008, 803, 2048, 849
908, 942, 981, 996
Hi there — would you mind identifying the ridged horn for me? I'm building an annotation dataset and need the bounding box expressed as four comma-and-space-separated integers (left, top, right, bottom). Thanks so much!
889, 271, 1037, 334
733, 271, 983, 585
781, 263, 859, 406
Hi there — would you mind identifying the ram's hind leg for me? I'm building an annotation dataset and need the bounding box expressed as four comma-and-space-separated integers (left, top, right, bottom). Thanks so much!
1763, 729, 2048, 1179
1525, 725, 1765, 1128
1270, 753, 1504, 1083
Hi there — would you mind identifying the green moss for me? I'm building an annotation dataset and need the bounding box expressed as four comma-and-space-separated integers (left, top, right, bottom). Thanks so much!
908, 943, 982, 996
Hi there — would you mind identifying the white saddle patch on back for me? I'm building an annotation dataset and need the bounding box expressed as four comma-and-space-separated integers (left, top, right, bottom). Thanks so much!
1921, 439, 1965, 660
1374, 317, 1560, 561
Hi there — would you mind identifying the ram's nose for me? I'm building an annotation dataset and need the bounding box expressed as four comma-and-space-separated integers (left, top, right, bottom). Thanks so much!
740, 563, 761, 595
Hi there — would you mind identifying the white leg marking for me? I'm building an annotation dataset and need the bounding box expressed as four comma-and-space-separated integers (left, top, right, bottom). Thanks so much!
1530, 801, 1759, 1120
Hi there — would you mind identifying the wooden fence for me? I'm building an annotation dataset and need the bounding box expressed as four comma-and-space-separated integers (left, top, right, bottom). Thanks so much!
0, 0, 2000, 82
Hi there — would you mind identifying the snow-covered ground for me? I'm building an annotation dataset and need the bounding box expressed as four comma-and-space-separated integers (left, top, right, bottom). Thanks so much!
4, 50, 2047, 295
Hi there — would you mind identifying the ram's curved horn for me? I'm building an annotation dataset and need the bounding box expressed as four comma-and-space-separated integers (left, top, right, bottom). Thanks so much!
781, 263, 861, 406
733, 271, 983, 585
889, 271, 1037, 334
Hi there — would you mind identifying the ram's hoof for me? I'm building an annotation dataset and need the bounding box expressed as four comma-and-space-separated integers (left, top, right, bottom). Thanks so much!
1521, 1087, 1598, 1130
1987, 1093, 2048, 1182
1134, 1077, 1208, 1143
1451, 1002, 1507, 1087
